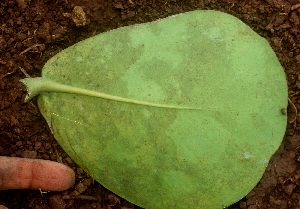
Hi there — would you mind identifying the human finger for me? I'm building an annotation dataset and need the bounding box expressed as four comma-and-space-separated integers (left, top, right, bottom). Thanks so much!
0, 156, 75, 191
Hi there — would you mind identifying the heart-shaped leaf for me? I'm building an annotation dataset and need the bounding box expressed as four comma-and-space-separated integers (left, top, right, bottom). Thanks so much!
21, 10, 287, 209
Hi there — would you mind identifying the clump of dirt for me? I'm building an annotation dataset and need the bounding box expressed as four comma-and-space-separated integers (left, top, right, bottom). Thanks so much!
1, 0, 300, 208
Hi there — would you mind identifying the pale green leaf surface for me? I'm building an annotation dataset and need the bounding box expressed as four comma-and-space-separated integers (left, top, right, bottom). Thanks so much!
21, 10, 287, 209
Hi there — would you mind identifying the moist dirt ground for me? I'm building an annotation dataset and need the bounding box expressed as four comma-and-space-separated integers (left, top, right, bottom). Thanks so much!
1, 0, 300, 208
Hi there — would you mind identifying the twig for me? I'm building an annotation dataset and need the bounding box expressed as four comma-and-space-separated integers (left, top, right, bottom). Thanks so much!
19, 67, 31, 78
39, 188, 48, 197
0, 69, 16, 80
288, 98, 297, 123
62, 195, 98, 201
289, 91, 300, 98
20, 43, 44, 55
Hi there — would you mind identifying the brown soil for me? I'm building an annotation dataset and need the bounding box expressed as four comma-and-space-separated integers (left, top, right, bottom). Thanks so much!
0, 0, 300, 208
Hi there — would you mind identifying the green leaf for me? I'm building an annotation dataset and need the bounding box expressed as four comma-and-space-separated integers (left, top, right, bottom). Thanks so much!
20, 10, 287, 209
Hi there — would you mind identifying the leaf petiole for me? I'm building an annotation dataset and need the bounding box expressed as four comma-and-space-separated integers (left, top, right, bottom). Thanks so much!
20, 77, 201, 110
